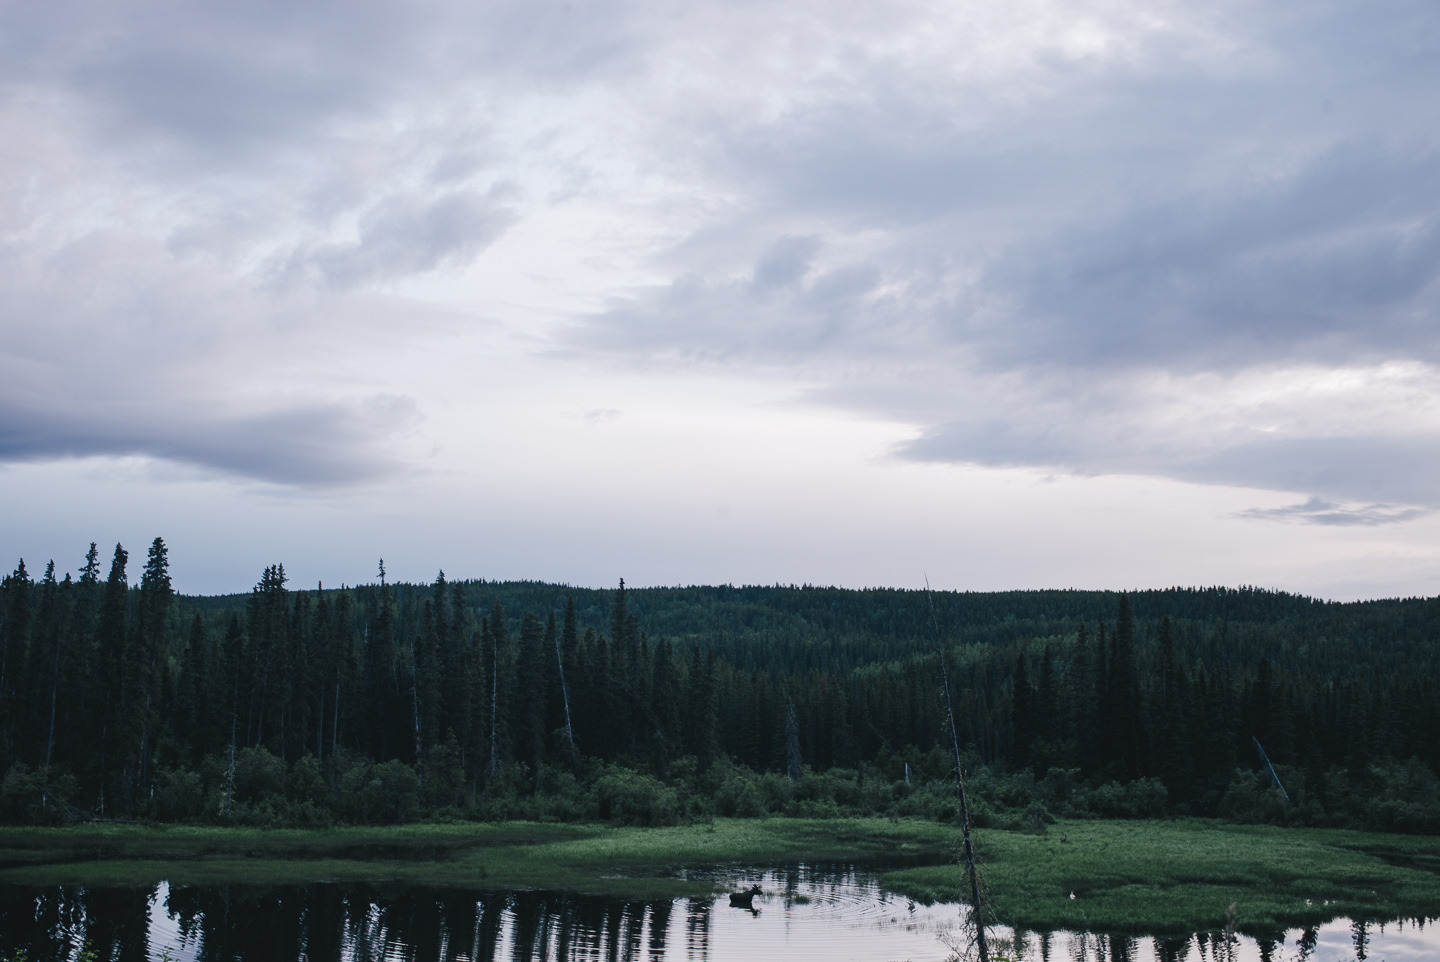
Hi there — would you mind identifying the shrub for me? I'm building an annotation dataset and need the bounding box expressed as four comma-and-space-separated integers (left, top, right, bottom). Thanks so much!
714, 768, 766, 818
1087, 778, 1169, 819
594, 768, 679, 826
360, 760, 420, 824
0, 764, 79, 825
151, 769, 205, 821
232, 747, 285, 805
287, 755, 326, 806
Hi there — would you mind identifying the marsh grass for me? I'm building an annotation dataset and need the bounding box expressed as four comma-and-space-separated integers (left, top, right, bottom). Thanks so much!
4, 818, 1437, 934
882, 819, 1440, 935
0, 818, 949, 897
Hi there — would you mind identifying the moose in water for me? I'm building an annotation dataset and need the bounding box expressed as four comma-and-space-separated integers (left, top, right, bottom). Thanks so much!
728, 884, 763, 909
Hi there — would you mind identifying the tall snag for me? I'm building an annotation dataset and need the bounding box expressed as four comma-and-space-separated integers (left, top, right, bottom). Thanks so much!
928, 580, 990, 962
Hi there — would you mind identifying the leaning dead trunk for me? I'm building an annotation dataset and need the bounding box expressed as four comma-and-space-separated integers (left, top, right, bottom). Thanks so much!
930, 582, 989, 962
1253, 736, 1290, 805
554, 627, 576, 752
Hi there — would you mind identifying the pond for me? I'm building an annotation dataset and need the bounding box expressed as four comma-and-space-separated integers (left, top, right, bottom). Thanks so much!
1, 865, 1435, 962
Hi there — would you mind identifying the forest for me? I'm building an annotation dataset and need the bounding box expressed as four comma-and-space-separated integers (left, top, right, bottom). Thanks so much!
2, 538, 1438, 832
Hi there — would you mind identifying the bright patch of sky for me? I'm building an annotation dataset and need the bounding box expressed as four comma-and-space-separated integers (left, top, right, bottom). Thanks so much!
2, 0, 1438, 599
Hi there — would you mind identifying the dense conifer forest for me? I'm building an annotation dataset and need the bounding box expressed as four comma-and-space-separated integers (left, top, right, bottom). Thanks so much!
3, 538, 1438, 831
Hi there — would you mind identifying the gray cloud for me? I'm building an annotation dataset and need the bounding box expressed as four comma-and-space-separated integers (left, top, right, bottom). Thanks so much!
1236, 497, 1429, 527
0, 1, 642, 171
0, 394, 419, 487
901, 417, 1440, 511
983, 144, 1440, 372
5, 0, 1440, 518
0, 1, 572, 486
0, 221, 432, 486
1178, 436, 1440, 507
752, 235, 822, 292
286, 189, 518, 289
567, 0, 1440, 517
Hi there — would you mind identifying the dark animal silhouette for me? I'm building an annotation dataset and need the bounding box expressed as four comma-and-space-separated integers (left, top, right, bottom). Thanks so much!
729, 884, 763, 908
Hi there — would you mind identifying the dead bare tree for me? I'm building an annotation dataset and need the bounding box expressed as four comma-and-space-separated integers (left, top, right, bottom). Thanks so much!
1253, 737, 1290, 806
928, 578, 990, 962
554, 621, 576, 753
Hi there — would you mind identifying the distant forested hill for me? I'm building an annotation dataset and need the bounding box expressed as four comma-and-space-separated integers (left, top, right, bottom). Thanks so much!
3, 540, 1438, 830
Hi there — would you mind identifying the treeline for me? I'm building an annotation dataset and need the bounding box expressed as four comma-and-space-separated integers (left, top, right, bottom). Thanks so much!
2, 539, 1439, 831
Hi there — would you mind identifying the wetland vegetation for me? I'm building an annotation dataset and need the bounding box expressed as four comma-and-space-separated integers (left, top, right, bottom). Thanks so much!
4, 818, 1438, 936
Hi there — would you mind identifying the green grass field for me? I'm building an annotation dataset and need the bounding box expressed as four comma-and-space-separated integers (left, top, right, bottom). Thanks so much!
2, 818, 1436, 935
882, 819, 1440, 935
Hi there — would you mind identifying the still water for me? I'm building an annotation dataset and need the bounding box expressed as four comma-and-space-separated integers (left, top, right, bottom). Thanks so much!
1, 866, 1435, 962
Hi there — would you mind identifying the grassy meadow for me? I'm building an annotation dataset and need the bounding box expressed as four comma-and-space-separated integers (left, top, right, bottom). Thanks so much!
885, 818, 1440, 935
2, 817, 1437, 935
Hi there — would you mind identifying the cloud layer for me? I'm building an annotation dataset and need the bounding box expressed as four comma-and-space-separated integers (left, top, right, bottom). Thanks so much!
573, 0, 1440, 519
2, 0, 1438, 527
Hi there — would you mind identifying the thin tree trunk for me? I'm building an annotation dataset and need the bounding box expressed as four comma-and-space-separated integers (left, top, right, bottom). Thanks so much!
554, 628, 576, 751
487, 634, 499, 781
410, 635, 424, 787
1253, 736, 1291, 805
44, 633, 62, 774
332, 675, 341, 759
929, 582, 989, 962
224, 703, 237, 818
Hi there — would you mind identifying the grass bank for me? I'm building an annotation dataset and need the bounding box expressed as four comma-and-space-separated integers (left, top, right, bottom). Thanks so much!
882, 818, 1440, 935
0, 818, 949, 898
3, 818, 1437, 935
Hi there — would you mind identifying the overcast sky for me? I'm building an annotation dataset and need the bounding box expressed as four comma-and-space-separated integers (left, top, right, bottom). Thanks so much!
3, 0, 1439, 599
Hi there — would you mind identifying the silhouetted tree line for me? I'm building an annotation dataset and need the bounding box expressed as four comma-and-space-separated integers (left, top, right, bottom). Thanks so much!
2, 540, 1438, 831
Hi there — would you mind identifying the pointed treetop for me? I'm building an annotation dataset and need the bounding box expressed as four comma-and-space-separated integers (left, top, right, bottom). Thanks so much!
107, 544, 128, 586
80, 542, 100, 584
141, 537, 172, 597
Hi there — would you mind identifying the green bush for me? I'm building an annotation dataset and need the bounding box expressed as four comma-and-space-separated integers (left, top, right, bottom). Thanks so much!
1086, 778, 1169, 819
287, 755, 326, 806
361, 760, 420, 824
0, 764, 77, 825
713, 768, 766, 817
151, 768, 204, 821
232, 747, 285, 805
329, 749, 375, 822
594, 768, 679, 826
757, 772, 794, 812
784, 798, 843, 818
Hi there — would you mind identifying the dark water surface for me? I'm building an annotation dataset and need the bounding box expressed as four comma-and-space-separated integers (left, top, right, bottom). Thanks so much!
2, 866, 1436, 961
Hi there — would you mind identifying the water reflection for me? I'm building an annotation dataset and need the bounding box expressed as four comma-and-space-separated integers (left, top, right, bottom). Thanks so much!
1, 871, 1437, 962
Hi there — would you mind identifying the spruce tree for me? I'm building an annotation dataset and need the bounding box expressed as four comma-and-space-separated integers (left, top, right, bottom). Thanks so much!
1102, 596, 1144, 779
1010, 651, 1035, 768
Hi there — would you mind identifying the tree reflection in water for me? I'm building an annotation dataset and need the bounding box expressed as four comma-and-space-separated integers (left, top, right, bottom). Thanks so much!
1, 880, 1436, 961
